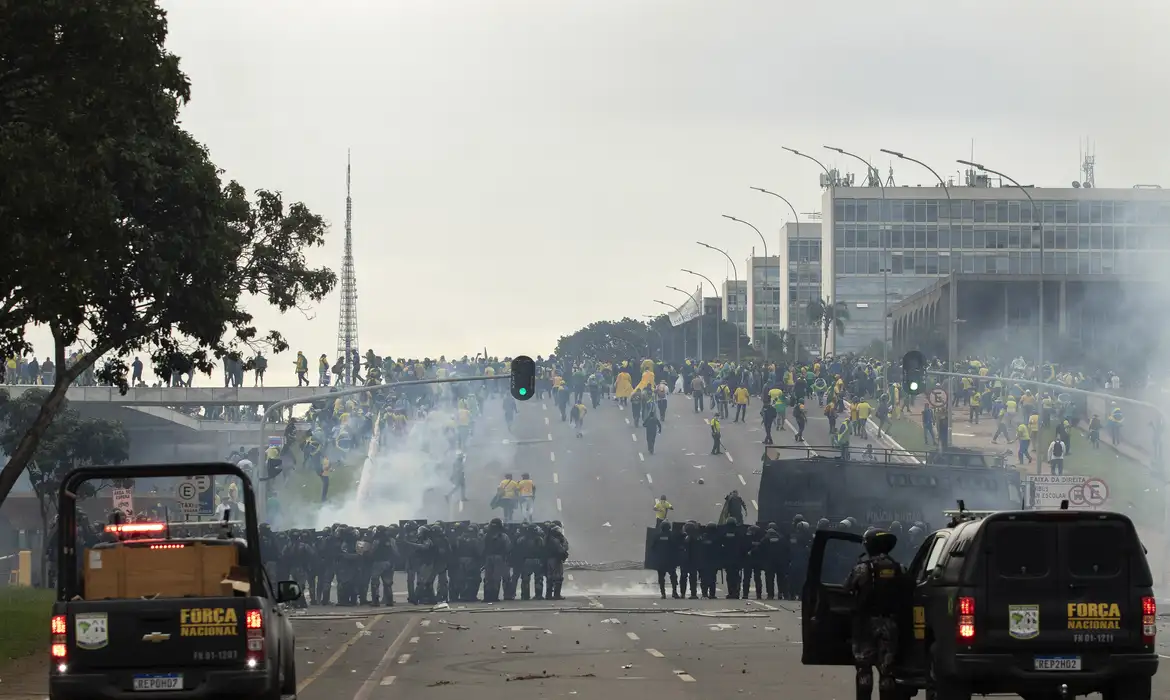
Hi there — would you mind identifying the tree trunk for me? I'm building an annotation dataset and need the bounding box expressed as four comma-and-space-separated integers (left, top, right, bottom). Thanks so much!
0, 378, 73, 506
38, 496, 49, 589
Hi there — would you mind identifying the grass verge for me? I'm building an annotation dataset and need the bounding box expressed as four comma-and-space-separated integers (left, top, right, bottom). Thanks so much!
0, 586, 55, 663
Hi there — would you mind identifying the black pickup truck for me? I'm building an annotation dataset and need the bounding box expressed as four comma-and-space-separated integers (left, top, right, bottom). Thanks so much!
49, 462, 302, 700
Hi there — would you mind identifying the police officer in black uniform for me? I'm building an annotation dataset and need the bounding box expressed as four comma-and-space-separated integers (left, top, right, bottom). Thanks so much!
843, 527, 904, 700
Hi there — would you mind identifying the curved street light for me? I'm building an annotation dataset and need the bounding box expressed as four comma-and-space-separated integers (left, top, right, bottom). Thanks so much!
681, 268, 720, 361
667, 285, 704, 361
825, 146, 889, 383
653, 299, 689, 360
697, 241, 741, 364
957, 158, 1044, 366
750, 187, 804, 363
722, 215, 770, 361
781, 146, 832, 180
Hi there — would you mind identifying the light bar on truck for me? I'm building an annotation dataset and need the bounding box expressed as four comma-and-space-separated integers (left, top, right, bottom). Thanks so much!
105, 523, 167, 534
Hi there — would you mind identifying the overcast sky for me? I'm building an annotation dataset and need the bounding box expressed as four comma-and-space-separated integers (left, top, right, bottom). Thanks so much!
25, 0, 1170, 381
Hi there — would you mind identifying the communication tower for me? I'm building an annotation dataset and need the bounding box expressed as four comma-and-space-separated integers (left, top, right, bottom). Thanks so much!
336, 151, 360, 385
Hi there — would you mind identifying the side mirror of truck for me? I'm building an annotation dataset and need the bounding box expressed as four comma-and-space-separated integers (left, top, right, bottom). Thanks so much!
276, 580, 303, 603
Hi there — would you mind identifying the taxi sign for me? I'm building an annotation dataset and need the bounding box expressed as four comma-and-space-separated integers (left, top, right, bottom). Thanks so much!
925, 387, 948, 409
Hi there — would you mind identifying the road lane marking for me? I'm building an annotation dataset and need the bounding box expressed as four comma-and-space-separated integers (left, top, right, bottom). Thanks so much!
409, 636, 419, 644
631, 433, 637, 442
737, 474, 746, 486
751, 499, 758, 511
556, 498, 563, 512
458, 500, 464, 513
548, 433, 553, 440
550, 451, 556, 462
553, 472, 559, 484
726, 452, 734, 462
543, 403, 548, 410
646, 648, 664, 658
626, 632, 640, 641
567, 573, 574, 581
297, 613, 387, 695
545, 416, 550, 425
397, 653, 411, 664
347, 614, 417, 700
625, 417, 630, 425
638, 452, 645, 461
420, 620, 431, 627
586, 595, 604, 608
646, 473, 653, 485
380, 676, 396, 686
675, 671, 697, 682
748, 600, 781, 611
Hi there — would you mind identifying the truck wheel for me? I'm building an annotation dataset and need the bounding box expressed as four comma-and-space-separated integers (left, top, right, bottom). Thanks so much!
281, 646, 298, 696
927, 649, 971, 700
1103, 677, 1151, 700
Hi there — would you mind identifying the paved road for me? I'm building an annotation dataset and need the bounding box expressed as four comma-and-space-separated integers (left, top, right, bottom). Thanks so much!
288, 592, 1170, 700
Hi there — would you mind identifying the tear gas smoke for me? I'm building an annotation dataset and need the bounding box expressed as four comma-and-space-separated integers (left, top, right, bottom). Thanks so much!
309, 399, 517, 528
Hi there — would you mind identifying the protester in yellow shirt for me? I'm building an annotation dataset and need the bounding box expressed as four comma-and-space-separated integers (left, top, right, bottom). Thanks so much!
733, 386, 750, 423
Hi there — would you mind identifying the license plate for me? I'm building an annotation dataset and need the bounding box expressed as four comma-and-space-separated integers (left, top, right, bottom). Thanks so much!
1034, 656, 1081, 671
133, 674, 183, 691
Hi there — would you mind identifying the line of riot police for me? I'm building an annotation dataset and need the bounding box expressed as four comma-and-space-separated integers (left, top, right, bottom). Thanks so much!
642, 515, 929, 600
259, 518, 570, 606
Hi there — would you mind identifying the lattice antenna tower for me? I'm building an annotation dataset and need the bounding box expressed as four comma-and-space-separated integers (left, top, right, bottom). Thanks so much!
1081, 139, 1096, 188
336, 150, 359, 385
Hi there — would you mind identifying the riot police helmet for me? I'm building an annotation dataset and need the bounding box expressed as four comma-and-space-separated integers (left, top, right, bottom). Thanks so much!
889, 520, 903, 533
862, 527, 897, 556
792, 514, 805, 524
489, 517, 503, 527
816, 518, 830, 530
659, 521, 671, 532
795, 520, 810, 533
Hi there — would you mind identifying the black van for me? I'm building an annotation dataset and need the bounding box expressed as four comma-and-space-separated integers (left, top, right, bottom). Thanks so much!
802, 509, 1159, 700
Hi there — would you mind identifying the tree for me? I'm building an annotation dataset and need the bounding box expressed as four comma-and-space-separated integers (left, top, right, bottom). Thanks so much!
0, 388, 129, 575
807, 297, 850, 356
555, 318, 654, 361
0, 1, 337, 505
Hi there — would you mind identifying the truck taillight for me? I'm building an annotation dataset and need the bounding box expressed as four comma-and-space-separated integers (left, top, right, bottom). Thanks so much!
957, 596, 975, 643
1142, 596, 1156, 644
246, 608, 265, 664
51, 614, 67, 664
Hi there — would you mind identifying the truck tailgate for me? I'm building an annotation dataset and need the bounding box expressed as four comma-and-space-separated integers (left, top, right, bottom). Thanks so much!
66, 597, 252, 670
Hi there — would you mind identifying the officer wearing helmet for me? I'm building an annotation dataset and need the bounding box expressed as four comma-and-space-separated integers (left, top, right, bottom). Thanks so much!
844, 527, 905, 700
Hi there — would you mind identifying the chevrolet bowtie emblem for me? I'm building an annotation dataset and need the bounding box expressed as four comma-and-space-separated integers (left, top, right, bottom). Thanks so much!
142, 632, 171, 643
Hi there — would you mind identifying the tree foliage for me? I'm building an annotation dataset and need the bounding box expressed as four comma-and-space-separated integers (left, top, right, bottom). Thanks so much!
555, 318, 654, 361
807, 297, 851, 355
0, 0, 337, 505
0, 388, 129, 521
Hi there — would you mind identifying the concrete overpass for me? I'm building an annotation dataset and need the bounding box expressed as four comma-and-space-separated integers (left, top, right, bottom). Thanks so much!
2, 385, 337, 463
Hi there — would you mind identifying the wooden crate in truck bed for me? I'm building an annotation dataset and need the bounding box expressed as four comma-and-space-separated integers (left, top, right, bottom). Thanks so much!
84, 541, 239, 600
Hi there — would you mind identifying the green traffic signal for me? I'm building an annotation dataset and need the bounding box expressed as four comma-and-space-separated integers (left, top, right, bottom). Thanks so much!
909, 381, 919, 392
901, 350, 926, 396
519, 387, 528, 396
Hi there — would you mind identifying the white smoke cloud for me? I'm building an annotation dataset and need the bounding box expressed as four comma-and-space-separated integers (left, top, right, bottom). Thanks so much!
298, 391, 517, 528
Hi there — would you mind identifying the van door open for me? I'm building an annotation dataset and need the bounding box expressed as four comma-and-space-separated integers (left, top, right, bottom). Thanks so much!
802, 530, 865, 666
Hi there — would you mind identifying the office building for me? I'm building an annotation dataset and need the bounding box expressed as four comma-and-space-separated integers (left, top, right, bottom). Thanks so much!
744, 256, 780, 344
722, 279, 748, 338
820, 175, 1170, 356
703, 296, 722, 318
778, 222, 823, 357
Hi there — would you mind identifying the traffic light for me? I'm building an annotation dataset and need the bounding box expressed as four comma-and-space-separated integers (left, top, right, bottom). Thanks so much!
902, 350, 926, 395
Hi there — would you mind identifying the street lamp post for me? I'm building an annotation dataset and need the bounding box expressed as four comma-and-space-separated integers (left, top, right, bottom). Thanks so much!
697, 241, 741, 364
751, 187, 802, 364
958, 159, 1044, 368
668, 285, 703, 362
641, 314, 663, 358
722, 215, 769, 361
782, 146, 833, 180
681, 268, 721, 360
654, 299, 687, 360
826, 146, 888, 388
883, 148, 954, 448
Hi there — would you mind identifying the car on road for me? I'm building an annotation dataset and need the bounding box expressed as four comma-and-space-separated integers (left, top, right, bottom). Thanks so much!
49, 462, 303, 700
802, 506, 1158, 700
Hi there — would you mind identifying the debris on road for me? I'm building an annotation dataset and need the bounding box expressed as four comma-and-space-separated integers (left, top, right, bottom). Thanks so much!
428, 680, 454, 687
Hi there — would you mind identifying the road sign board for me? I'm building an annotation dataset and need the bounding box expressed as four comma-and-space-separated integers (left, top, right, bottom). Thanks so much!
1025, 475, 1086, 509
926, 387, 948, 408
1070, 478, 1109, 508
177, 479, 199, 515
112, 487, 134, 518
197, 476, 215, 515
193, 475, 211, 492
